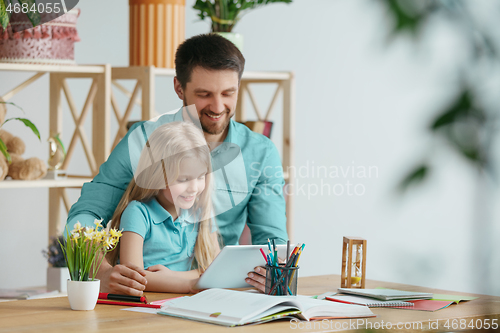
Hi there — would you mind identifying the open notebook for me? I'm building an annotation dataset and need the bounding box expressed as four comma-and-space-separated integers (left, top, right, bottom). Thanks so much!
158, 289, 375, 327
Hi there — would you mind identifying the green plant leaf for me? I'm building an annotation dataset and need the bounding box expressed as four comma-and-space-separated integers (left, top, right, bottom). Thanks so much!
17, 0, 40, 27
380, 0, 438, 41
444, 125, 486, 167
398, 164, 429, 192
0, 100, 24, 114
0, 138, 11, 164
0, 0, 11, 29
193, 0, 292, 32
3, 117, 40, 140
431, 90, 473, 130
54, 133, 66, 156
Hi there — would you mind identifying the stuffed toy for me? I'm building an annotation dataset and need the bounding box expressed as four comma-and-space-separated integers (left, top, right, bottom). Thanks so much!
0, 102, 47, 181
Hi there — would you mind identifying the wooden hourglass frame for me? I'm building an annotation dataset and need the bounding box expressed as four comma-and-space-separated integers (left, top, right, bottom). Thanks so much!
341, 237, 367, 288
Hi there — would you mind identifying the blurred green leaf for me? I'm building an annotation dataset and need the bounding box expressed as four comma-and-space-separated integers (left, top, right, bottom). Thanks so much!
3, 117, 41, 140
444, 124, 486, 167
399, 164, 429, 192
430, 89, 485, 130
17, 0, 40, 27
193, 0, 292, 32
0, 0, 11, 29
380, 0, 438, 39
0, 138, 11, 164
0, 100, 24, 113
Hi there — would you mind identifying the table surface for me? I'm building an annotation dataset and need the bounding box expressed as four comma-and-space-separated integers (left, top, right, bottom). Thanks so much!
1, 275, 499, 333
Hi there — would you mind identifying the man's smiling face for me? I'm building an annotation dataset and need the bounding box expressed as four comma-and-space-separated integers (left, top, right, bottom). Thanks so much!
177, 66, 239, 136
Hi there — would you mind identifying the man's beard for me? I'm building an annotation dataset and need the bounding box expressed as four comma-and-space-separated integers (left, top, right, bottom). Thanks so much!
184, 99, 233, 135
200, 107, 232, 135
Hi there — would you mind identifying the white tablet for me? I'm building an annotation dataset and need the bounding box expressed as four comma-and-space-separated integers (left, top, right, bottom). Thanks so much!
195, 244, 291, 289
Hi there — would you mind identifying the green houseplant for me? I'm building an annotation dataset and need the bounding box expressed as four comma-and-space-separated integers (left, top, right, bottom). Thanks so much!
60, 220, 122, 310
0, 101, 40, 164
193, 0, 293, 50
0, 0, 40, 29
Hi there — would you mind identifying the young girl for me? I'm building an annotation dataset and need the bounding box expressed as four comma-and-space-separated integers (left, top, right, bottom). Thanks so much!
108, 121, 220, 293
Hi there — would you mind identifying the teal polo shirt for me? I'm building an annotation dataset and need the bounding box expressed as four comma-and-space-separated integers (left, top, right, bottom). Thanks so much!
119, 198, 199, 271
67, 108, 288, 246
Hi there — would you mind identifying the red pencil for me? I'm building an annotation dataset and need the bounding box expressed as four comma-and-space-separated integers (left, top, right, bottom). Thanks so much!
259, 248, 268, 264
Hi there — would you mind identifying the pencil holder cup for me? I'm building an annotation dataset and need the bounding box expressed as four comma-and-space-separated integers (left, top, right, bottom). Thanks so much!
265, 264, 299, 296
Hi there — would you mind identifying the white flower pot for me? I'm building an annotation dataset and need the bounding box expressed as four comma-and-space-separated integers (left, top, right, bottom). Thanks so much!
47, 267, 71, 292
67, 279, 100, 310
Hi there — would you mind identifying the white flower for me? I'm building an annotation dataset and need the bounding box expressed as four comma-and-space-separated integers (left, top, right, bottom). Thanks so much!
72, 221, 83, 233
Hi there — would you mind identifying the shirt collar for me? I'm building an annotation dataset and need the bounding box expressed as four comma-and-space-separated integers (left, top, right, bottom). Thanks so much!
212, 120, 238, 156
174, 108, 184, 122
147, 198, 198, 225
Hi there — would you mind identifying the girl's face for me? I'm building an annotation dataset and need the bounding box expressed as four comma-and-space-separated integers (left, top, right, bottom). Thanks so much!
160, 157, 207, 211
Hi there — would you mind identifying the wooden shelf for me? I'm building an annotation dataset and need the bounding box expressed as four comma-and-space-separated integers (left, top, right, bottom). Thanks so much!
1, 63, 110, 243
0, 177, 92, 189
113, 66, 292, 81
0, 63, 106, 73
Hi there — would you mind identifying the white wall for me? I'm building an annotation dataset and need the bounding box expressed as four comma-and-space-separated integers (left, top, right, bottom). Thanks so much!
1, 0, 498, 297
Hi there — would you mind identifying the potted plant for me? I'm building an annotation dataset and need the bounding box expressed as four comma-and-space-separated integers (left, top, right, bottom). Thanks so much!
193, 0, 293, 50
0, 101, 40, 164
59, 220, 122, 310
42, 236, 71, 292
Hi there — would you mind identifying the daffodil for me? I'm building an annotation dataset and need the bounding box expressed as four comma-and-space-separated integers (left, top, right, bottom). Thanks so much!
72, 221, 83, 233
83, 227, 95, 241
94, 219, 103, 230
103, 236, 114, 250
93, 230, 105, 242
61, 222, 122, 281
109, 229, 123, 239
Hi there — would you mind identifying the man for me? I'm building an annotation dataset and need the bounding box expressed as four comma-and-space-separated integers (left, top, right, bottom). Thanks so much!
67, 34, 287, 295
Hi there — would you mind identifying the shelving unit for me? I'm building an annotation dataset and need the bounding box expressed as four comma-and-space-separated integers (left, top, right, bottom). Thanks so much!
0, 63, 111, 243
111, 66, 295, 241
0, 64, 295, 244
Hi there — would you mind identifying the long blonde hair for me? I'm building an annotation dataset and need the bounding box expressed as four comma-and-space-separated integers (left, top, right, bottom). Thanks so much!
108, 122, 219, 271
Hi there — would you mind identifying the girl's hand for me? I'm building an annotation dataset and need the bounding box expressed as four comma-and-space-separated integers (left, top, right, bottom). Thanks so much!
98, 262, 147, 297
146, 264, 171, 275
187, 278, 202, 294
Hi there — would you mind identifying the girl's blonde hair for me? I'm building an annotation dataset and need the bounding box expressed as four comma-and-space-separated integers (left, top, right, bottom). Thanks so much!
108, 121, 219, 272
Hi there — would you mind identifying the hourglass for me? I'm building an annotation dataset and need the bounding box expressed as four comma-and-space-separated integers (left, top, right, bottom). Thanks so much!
341, 237, 366, 288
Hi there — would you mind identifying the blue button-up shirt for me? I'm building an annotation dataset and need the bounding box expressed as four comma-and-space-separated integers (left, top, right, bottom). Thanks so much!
67, 108, 288, 247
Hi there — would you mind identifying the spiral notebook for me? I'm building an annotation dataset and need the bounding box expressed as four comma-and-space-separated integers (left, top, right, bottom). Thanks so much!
326, 295, 414, 308
337, 288, 433, 301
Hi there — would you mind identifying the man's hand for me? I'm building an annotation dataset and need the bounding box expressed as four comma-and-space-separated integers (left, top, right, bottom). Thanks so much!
246, 257, 285, 293
98, 262, 147, 296
245, 266, 266, 293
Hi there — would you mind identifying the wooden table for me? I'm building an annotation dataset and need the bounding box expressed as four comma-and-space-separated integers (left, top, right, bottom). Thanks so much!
1, 275, 499, 332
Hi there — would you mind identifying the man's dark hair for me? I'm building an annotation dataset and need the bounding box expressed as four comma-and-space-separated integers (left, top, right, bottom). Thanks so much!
175, 34, 245, 89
